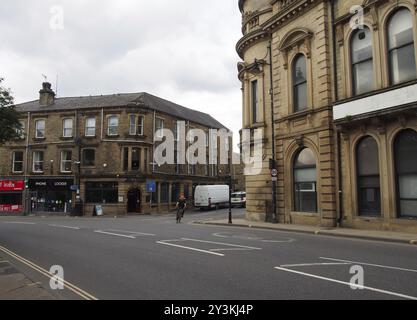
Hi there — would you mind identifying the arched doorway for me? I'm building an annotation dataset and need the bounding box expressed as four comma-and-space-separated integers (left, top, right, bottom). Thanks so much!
127, 188, 141, 213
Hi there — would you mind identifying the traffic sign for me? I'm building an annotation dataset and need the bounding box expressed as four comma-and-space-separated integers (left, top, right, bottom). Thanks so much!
146, 181, 157, 193
271, 169, 278, 178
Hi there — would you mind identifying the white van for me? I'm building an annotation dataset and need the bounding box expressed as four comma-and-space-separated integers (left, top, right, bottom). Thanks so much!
194, 185, 230, 210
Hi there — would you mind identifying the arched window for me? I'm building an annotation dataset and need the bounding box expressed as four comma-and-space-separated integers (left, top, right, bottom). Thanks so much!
293, 54, 307, 112
293, 148, 317, 212
351, 27, 374, 95
387, 8, 417, 85
395, 129, 417, 218
356, 136, 381, 216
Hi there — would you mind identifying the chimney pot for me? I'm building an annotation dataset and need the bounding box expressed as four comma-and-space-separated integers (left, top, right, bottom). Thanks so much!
39, 82, 55, 106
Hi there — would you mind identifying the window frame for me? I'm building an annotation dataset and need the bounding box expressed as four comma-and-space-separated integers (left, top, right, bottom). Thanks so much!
251, 80, 258, 123
292, 54, 308, 113
155, 118, 164, 139
82, 149, 96, 167
107, 116, 119, 136
85, 117, 96, 137
60, 150, 73, 173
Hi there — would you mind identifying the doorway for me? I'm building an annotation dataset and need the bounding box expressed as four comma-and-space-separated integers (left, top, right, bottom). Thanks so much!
127, 189, 141, 213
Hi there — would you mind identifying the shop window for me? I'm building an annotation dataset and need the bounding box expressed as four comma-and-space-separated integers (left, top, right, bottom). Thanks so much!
85, 117, 96, 137
108, 116, 119, 136
60, 151, 72, 173
132, 148, 141, 171
395, 129, 417, 218
293, 148, 317, 213
387, 8, 417, 85
12, 151, 24, 173
351, 27, 374, 95
63, 119, 73, 138
293, 54, 307, 112
356, 136, 381, 216
82, 149, 95, 167
35, 120, 45, 139
33, 151, 44, 173
85, 182, 118, 204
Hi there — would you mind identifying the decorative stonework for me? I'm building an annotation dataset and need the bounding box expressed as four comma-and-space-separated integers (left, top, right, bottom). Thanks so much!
278, 28, 313, 69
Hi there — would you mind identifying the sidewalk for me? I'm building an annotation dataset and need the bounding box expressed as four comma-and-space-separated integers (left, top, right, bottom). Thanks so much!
0, 257, 56, 300
195, 218, 417, 245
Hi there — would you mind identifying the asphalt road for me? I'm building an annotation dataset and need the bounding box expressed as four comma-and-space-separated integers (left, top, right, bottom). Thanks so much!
1, 208, 417, 300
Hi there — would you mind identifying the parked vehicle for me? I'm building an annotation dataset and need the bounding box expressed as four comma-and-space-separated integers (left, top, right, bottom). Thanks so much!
194, 185, 230, 210
231, 192, 246, 208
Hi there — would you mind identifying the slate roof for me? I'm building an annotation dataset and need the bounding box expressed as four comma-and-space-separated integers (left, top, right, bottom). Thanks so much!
14, 92, 227, 130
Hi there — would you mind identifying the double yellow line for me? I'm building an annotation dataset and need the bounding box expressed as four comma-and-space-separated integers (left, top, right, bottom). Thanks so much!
0, 245, 98, 300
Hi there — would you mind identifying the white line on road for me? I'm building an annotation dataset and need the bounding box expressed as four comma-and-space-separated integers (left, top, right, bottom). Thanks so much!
320, 257, 417, 273
274, 266, 417, 300
280, 262, 352, 268
107, 229, 156, 236
49, 224, 80, 230
94, 230, 136, 239
156, 241, 225, 257
3, 222, 36, 225
181, 238, 262, 250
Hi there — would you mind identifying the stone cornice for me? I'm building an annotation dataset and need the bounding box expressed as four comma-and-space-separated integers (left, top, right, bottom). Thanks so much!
236, 29, 271, 58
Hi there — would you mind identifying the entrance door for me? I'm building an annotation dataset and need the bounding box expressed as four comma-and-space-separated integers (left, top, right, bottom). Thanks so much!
127, 189, 141, 213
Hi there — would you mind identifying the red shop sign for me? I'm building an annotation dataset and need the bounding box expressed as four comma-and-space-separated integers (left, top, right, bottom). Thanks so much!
0, 180, 25, 191
0, 205, 23, 213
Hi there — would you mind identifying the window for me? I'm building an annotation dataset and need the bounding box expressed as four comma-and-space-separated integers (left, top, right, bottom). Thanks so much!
161, 183, 169, 204
12, 151, 24, 172
123, 147, 129, 171
132, 148, 141, 171
129, 115, 137, 135
138, 116, 144, 136
33, 151, 44, 173
293, 54, 307, 112
173, 121, 180, 141
16, 120, 25, 139
251, 80, 258, 123
60, 151, 72, 172
35, 120, 45, 139
85, 117, 96, 137
356, 136, 381, 216
85, 182, 118, 204
395, 129, 417, 218
293, 148, 317, 213
387, 8, 417, 85
82, 149, 95, 167
63, 119, 73, 138
351, 27, 374, 95
156, 118, 164, 139
108, 116, 119, 136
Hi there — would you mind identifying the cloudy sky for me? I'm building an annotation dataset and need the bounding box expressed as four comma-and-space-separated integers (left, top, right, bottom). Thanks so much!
0, 0, 243, 149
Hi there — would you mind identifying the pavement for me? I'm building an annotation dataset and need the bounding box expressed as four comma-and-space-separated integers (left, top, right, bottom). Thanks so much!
0, 208, 417, 300
195, 218, 417, 245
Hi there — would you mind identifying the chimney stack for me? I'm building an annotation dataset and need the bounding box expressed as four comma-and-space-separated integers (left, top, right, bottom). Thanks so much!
39, 82, 55, 106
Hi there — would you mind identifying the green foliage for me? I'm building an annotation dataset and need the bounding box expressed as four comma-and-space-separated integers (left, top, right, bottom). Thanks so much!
0, 77, 22, 144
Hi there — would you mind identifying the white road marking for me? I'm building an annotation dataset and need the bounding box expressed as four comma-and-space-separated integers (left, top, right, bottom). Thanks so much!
212, 232, 294, 243
274, 266, 417, 300
281, 262, 352, 268
107, 229, 156, 236
156, 241, 225, 257
320, 257, 417, 273
94, 230, 136, 239
49, 224, 80, 230
3, 222, 36, 225
181, 238, 261, 250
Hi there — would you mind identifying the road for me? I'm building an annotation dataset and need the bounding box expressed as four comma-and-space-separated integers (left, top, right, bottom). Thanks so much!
1, 208, 417, 300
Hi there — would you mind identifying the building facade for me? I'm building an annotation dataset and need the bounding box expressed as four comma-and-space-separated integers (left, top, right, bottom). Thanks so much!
0, 83, 231, 216
238, 0, 417, 232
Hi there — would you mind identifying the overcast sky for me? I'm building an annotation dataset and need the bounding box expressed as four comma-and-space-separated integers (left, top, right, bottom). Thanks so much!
0, 0, 243, 149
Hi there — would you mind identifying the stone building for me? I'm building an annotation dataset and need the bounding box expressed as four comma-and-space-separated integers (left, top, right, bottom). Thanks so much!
237, 0, 417, 232
0, 82, 231, 216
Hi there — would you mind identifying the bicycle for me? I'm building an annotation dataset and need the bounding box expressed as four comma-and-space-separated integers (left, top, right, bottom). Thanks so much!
176, 208, 185, 223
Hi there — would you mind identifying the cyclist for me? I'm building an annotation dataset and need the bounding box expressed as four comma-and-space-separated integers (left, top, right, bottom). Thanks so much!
176, 193, 187, 223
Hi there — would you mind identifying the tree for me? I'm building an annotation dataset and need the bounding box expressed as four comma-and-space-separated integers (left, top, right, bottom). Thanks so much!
0, 77, 22, 144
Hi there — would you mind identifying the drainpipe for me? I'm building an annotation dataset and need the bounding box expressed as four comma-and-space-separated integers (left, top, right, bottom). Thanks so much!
330, 0, 343, 226
24, 112, 31, 215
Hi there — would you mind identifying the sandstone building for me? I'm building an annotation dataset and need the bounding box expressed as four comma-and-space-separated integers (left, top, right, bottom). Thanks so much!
0, 83, 231, 216
237, 0, 417, 232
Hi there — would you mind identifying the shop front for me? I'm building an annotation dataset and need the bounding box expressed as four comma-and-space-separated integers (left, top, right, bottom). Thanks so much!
0, 180, 24, 214
29, 178, 74, 214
